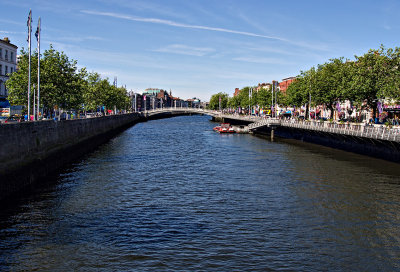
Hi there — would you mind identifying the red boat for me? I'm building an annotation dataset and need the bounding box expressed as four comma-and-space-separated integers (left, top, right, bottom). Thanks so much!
213, 123, 236, 133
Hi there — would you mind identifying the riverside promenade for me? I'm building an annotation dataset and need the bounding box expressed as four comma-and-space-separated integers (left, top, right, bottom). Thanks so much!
147, 107, 400, 162
148, 107, 400, 143
1, 108, 399, 201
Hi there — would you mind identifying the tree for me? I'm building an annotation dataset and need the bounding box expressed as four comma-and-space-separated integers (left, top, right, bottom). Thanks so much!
228, 95, 240, 108
6, 45, 86, 112
83, 72, 108, 111
237, 87, 251, 108
256, 86, 272, 107
5, 49, 33, 107
285, 75, 308, 107
350, 46, 400, 117
312, 59, 351, 119
209, 92, 228, 110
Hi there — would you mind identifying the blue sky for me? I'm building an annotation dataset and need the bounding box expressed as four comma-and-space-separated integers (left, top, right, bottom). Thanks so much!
1, 0, 400, 101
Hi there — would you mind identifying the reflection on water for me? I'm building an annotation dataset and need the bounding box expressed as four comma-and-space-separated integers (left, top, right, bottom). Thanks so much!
1, 115, 399, 271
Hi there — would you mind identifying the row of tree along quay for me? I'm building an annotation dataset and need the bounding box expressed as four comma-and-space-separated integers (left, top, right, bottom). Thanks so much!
209, 45, 400, 125
6, 45, 131, 120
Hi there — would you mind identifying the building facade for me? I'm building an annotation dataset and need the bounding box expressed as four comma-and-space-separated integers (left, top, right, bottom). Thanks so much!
279, 77, 296, 93
0, 37, 18, 98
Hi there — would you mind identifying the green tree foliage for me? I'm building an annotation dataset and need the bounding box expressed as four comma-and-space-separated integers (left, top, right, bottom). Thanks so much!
350, 46, 400, 116
40, 46, 85, 110
237, 87, 251, 108
227, 95, 240, 108
285, 76, 308, 107
6, 45, 130, 113
209, 92, 228, 110
256, 86, 272, 107
212, 45, 400, 118
5, 49, 32, 106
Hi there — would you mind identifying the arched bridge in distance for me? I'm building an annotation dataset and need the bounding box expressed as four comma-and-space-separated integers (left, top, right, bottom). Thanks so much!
141, 107, 400, 162
142, 107, 276, 128
141, 107, 400, 144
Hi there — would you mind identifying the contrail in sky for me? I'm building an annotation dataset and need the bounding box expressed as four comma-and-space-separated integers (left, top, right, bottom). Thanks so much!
81, 9, 288, 42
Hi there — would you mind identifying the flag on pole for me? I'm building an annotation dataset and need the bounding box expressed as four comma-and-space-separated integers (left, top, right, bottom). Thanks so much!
27, 10, 32, 27
35, 18, 40, 41
27, 9, 32, 121
27, 10, 32, 42
36, 17, 41, 120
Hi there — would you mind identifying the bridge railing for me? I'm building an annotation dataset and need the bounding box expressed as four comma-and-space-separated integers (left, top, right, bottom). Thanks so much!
141, 109, 400, 142
281, 119, 400, 142
248, 118, 281, 130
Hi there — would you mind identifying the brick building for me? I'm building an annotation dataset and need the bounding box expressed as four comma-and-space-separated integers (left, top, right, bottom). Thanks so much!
279, 77, 296, 93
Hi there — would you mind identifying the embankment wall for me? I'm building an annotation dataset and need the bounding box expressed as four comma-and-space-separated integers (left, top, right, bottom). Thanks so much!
254, 126, 400, 162
0, 114, 141, 200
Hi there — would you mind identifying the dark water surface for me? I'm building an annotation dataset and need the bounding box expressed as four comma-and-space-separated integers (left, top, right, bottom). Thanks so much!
1, 115, 400, 271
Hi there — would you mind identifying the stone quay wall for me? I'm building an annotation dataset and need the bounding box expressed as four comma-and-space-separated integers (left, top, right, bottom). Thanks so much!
0, 114, 141, 201
254, 126, 400, 162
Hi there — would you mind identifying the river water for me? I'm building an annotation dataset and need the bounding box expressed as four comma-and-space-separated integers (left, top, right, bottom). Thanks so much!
1, 115, 400, 271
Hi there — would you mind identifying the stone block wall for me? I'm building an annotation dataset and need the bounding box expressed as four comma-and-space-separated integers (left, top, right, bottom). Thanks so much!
0, 114, 141, 200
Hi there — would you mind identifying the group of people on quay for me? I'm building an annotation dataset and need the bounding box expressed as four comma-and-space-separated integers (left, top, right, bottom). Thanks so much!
220, 104, 400, 128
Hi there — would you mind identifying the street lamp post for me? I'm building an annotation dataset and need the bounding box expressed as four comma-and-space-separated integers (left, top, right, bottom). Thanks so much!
33, 84, 36, 121
275, 83, 278, 118
271, 83, 274, 118
27, 10, 32, 121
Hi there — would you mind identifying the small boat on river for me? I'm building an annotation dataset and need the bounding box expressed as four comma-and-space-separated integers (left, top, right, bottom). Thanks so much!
213, 123, 236, 133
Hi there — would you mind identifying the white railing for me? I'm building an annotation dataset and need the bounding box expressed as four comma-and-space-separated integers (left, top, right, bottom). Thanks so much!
248, 118, 280, 130
280, 120, 400, 142
144, 109, 400, 142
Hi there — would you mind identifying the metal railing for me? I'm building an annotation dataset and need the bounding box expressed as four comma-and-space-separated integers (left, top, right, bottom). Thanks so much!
144, 109, 400, 142
248, 118, 280, 130
280, 120, 400, 142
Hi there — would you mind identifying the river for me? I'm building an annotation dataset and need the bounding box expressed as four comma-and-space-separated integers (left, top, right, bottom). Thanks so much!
1, 115, 399, 271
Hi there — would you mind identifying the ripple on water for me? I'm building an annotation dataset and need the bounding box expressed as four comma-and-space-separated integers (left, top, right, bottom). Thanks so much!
1, 115, 400, 271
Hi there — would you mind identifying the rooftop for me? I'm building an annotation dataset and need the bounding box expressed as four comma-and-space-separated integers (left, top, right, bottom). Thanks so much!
0, 37, 18, 49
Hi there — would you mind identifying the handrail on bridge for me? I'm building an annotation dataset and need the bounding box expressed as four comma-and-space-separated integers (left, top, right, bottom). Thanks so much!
280, 119, 400, 142
140, 109, 400, 142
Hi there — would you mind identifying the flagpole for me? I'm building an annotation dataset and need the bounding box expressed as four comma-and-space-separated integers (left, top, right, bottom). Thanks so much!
36, 17, 41, 120
27, 9, 32, 121
33, 83, 36, 120
271, 82, 274, 118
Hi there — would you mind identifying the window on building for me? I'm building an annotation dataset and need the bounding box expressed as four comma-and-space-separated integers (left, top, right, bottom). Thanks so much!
10, 67, 13, 73
5, 50, 8, 60
5, 66, 8, 74
11, 52, 14, 62
0, 64, 2, 75
0, 48, 2, 58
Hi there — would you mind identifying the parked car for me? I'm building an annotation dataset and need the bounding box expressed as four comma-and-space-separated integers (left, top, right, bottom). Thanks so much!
0, 116, 7, 123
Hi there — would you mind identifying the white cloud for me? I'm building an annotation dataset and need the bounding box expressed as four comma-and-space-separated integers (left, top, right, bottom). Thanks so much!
80, 9, 287, 42
0, 30, 25, 35
153, 44, 215, 57
233, 56, 294, 65
56, 35, 106, 43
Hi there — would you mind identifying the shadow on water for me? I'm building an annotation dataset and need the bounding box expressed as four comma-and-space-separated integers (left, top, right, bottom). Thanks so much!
255, 133, 400, 180
0, 127, 132, 218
